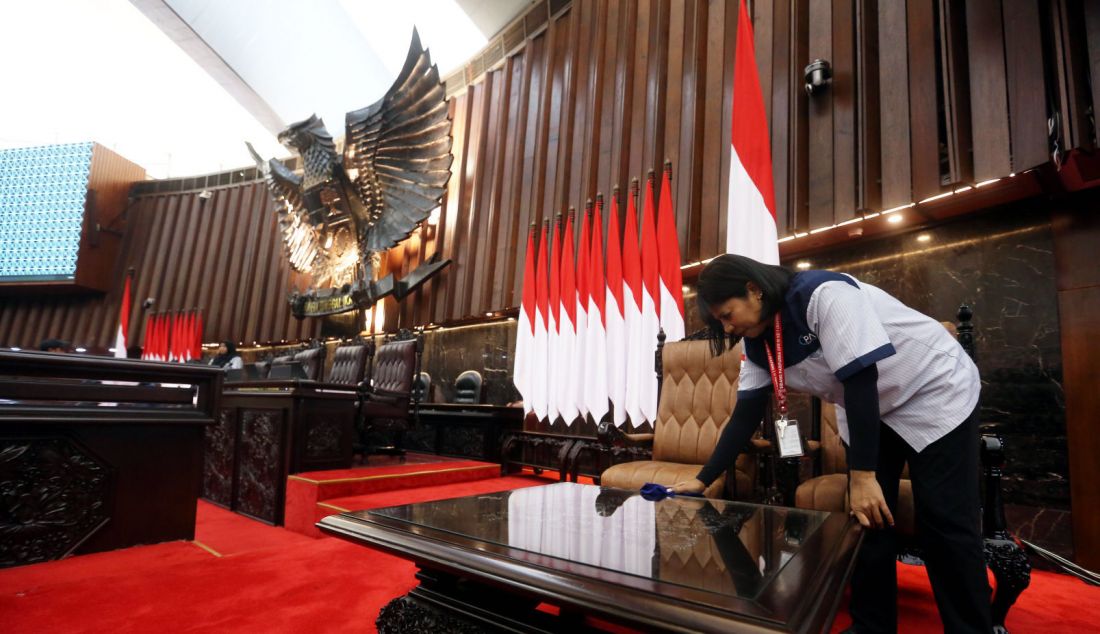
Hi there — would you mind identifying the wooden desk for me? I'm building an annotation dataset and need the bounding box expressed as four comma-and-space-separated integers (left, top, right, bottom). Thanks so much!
0, 351, 222, 569
408, 403, 523, 462
202, 380, 357, 525
321, 482, 863, 633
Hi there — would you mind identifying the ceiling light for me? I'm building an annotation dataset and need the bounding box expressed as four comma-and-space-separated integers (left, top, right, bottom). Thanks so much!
917, 234, 931, 242
796, 261, 812, 270
887, 214, 904, 224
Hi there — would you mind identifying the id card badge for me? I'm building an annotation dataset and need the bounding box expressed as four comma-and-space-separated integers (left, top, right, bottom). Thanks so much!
775, 416, 804, 458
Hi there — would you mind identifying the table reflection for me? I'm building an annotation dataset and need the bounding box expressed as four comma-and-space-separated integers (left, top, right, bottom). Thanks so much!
367, 482, 827, 600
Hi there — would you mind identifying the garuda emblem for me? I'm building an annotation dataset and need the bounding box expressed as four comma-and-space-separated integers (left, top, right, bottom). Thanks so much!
248, 29, 453, 318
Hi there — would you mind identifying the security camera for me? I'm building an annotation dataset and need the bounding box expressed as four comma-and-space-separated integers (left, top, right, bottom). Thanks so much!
804, 59, 832, 96
142, 298, 156, 309
198, 190, 213, 200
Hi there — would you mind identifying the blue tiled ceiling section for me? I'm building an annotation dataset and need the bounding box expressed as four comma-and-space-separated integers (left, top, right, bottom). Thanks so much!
0, 142, 92, 281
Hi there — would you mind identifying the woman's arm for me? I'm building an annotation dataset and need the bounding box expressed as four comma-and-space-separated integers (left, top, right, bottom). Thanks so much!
841, 362, 894, 529
671, 394, 768, 493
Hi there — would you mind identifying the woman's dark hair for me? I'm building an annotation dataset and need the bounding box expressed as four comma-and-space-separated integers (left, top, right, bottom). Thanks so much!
210, 340, 239, 367
695, 254, 793, 355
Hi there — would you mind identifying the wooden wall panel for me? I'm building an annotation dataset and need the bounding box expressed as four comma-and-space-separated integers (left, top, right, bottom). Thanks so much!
907, 0, 942, 201
0, 181, 322, 350
4, 0, 1091, 345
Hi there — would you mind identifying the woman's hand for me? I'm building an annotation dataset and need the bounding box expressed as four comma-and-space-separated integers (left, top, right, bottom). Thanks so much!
849, 470, 894, 529
670, 478, 706, 495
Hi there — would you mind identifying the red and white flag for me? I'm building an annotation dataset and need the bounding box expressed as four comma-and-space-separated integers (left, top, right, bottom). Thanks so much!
584, 198, 610, 424
514, 225, 538, 415
604, 193, 628, 427
113, 274, 132, 358
558, 212, 579, 425
657, 166, 685, 342
621, 183, 646, 426
726, 0, 779, 264
532, 221, 550, 421
637, 175, 661, 423
547, 217, 562, 423
193, 310, 203, 360
573, 207, 591, 419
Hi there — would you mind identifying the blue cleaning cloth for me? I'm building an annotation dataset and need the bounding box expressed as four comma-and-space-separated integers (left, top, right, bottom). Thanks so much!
639, 482, 704, 501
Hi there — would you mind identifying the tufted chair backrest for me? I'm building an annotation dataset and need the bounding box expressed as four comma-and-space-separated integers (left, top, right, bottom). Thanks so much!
453, 370, 483, 404
327, 345, 368, 385
651, 339, 742, 465
292, 347, 326, 381
371, 339, 417, 398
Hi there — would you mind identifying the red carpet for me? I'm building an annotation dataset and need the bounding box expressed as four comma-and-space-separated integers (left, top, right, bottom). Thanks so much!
2, 484, 1098, 633
284, 458, 500, 537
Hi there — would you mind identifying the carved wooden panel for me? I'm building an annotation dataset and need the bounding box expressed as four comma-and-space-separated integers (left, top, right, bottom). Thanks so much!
304, 416, 342, 461
0, 436, 112, 568
233, 409, 285, 524
202, 407, 237, 507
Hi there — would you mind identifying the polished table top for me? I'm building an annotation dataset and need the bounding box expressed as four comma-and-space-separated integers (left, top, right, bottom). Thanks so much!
320, 482, 861, 633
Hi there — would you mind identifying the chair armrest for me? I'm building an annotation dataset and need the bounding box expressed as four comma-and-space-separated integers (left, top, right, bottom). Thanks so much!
597, 421, 654, 446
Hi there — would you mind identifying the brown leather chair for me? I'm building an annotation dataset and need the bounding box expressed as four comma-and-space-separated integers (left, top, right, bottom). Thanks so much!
357, 337, 421, 457
327, 345, 368, 386
292, 347, 326, 381
599, 338, 762, 500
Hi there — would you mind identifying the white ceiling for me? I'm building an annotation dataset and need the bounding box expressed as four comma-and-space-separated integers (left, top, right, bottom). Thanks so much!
0, 0, 530, 178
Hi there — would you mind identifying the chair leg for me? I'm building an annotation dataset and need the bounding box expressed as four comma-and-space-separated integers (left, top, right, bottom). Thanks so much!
984, 538, 1031, 634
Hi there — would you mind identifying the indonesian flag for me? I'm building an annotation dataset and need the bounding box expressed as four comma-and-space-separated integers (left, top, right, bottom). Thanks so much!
193, 310, 203, 360
532, 221, 550, 421
557, 212, 579, 425
584, 198, 610, 424
113, 275, 131, 358
657, 166, 685, 342
573, 207, 591, 419
169, 312, 181, 362
604, 193, 628, 427
514, 225, 538, 415
637, 175, 661, 423
621, 184, 646, 426
547, 217, 562, 423
183, 311, 195, 362
726, 0, 779, 264
142, 313, 161, 361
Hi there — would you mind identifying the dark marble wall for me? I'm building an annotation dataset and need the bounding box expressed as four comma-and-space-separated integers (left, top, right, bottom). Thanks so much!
419, 321, 520, 406
788, 206, 1071, 558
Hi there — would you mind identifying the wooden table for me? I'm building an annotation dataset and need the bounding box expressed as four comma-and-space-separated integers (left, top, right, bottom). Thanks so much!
408, 402, 523, 462
0, 351, 223, 568
320, 482, 863, 633
202, 379, 358, 525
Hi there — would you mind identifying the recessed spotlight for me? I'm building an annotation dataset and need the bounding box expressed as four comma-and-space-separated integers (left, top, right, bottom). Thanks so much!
887, 214, 904, 224
916, 233, 931, 242
75, 347, 87, 353
796, 261, 812, 270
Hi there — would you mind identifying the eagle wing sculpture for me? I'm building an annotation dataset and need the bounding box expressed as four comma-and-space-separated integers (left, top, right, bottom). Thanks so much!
248, 29, 453, 314
344, 28, 453, 253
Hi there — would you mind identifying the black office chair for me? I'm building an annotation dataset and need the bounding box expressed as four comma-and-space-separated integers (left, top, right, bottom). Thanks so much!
452, 370, 483, 404
357, 336, 422, 458
412, 371, 432, 403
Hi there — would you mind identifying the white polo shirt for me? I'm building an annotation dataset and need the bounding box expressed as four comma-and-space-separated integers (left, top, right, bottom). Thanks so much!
737, 271, 980, 453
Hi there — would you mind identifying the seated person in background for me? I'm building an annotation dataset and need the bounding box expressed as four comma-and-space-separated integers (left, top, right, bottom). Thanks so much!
39, 338, 69, 353
208, 341, 243, 369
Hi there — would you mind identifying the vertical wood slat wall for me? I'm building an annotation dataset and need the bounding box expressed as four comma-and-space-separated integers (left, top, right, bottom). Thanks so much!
4, 0, 1099, 348
0, 183, 321, 350
396, 0, 1081, 328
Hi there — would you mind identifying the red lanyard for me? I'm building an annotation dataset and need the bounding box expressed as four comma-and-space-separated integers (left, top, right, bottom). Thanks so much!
762, 313, 787, 417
